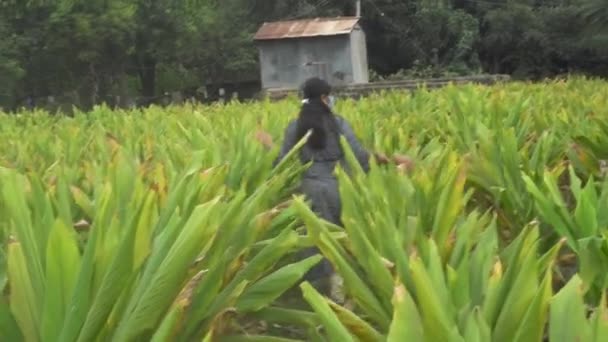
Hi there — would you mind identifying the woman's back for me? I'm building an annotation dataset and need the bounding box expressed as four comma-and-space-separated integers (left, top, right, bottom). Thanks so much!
275, 114, 370, 179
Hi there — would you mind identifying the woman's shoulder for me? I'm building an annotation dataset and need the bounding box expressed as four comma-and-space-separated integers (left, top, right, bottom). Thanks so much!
332, 113, 345, 123
332, 114, 352, 128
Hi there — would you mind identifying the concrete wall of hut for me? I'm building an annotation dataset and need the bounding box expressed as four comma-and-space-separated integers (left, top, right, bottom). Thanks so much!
350, 27, 369, 84
257, 35, 360, 90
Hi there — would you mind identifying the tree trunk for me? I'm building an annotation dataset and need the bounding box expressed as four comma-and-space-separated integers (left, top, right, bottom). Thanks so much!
493, 57, 500, 75
138, 55, 157, 104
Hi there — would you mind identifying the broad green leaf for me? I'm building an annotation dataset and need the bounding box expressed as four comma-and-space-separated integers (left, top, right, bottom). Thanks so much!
484, 226, 534, 327
522, 174, 578, 251
512, 269, 553, 342
0, 296, 24, 342
327, 300, 384, 342
493, 238, 541, 342
549, 275, 592, 342
77, 191, 157, 342
1, 171, 45, 306
219, 336, 305, 342
70, 185, 94, 219
578, 237, 608, 293
113, 199, 221, 341
300, 282, 355, 342
236, 255, 323, 312
387, 283, 423, 342
574, 180, 598, 237
425, 239, 452, 316
589, 293, 608, 342
409, 255, 455, 341
182, 228, 301, 339
41, 220, 81, 342
463, 308, 491, 342
58, 209, 102, 342
7, 241, 39, 342
432, 158, 466, 253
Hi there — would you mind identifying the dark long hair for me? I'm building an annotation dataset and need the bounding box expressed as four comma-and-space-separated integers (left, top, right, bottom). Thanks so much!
295, 78, 339, 150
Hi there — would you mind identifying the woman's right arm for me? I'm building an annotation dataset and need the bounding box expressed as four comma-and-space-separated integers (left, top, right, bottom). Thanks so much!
338, 117, 414, 173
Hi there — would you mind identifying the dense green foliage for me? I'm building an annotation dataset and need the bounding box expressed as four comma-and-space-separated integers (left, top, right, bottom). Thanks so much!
0, 0, 606, 110
1, 78, 608, 341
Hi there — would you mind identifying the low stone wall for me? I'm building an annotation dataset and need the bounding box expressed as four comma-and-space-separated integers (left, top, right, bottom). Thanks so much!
264, 74, 511, 100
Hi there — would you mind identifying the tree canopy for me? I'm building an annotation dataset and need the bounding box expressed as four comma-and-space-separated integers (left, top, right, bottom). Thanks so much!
0, 0, 606, 109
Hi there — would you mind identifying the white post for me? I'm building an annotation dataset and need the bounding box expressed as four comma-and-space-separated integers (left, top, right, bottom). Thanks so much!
356, 0, 361, 17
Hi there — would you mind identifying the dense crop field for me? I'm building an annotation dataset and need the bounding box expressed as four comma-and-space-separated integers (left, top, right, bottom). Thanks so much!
1, 77, 608, 341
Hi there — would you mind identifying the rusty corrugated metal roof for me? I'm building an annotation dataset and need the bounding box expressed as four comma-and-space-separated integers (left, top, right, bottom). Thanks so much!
254, 17, 360, 41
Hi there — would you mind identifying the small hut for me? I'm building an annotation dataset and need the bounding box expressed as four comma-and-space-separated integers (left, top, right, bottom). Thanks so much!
254, 17, 369, 90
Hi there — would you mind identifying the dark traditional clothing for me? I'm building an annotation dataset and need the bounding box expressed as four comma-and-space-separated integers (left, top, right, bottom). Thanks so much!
274, 114, 370, 282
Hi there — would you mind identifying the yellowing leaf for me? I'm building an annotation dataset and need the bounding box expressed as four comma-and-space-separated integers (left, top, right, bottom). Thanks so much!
387, 283, 423, 342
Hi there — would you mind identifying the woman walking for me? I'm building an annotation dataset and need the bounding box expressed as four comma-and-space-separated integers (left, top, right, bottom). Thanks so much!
257, 77, 412, 299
